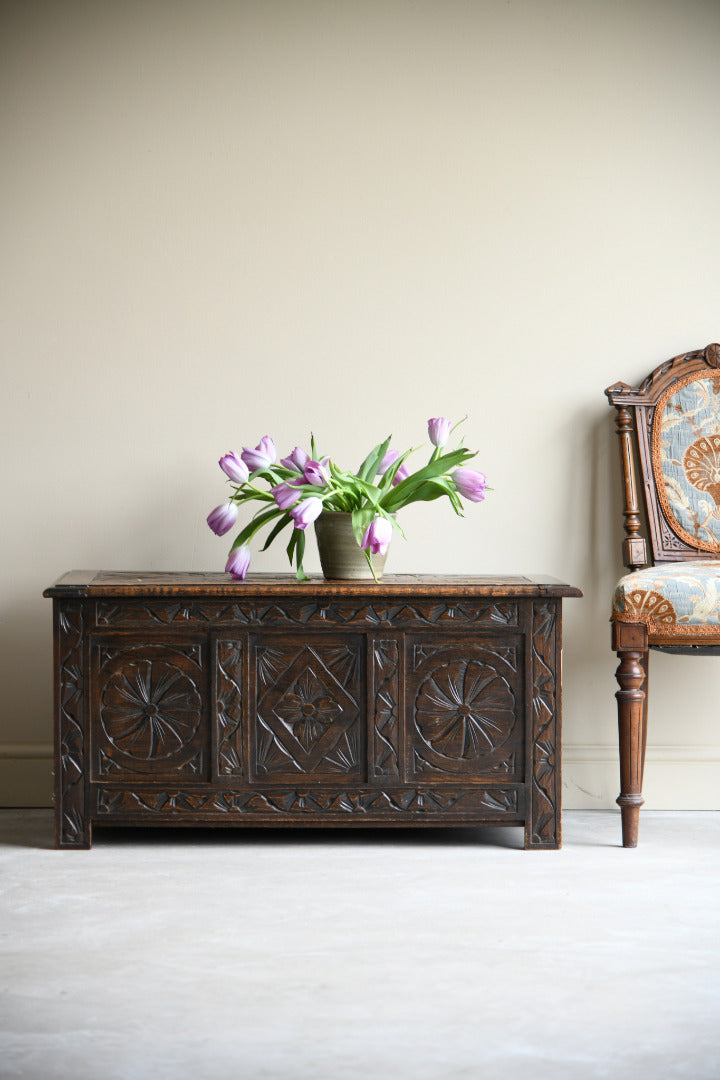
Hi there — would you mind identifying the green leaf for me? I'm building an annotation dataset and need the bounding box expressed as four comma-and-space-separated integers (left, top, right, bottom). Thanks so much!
328, 462, 362, 491
326, 462, 370, 511
364, 546, 381, 584
294, 529, 307, 579
389, 514, 406, 538
356, 435, 392, 482
232, 487, 275, 504
260, 513, 293, 551
351, 507, 375, 546
324, 491, 355, 513
230, 507, 284, 550
399, 478, 457, 505
350, 477, 381, 506
286, 527, 299, 564
380, 447, 476, 512
247, 467, 282, 487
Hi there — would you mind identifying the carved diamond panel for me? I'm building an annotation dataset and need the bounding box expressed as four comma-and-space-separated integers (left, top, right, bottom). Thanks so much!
252, 638, 363, 779
92, 642, 207, 779
410, 639, 523, 779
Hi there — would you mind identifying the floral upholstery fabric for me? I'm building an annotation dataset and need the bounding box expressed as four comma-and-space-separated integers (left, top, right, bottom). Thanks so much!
612, 561, 720, 633
654, 373, 720, 552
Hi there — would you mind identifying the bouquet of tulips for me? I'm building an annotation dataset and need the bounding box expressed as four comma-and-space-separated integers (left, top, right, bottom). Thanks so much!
207, 416, 487, 581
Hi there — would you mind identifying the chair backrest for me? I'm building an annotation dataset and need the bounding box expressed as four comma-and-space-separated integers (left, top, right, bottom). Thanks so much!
606, 343, 720, 571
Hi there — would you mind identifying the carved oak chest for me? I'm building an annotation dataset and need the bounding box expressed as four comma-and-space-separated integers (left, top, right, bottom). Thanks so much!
44, 573, 581, 849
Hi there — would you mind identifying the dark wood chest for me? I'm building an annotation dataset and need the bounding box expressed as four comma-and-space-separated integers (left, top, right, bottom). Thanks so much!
45, 573, 581, 849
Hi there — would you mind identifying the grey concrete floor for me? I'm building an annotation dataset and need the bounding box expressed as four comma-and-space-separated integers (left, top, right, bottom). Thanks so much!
1, 810, 719, 1080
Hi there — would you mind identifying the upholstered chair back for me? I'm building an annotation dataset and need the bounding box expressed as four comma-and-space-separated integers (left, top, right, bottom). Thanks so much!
606, 343, 720, 571
654, 370, 720, 554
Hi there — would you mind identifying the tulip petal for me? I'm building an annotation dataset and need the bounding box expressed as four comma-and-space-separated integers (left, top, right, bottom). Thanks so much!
225, 545, 251, 580
241, 435, 277, 472
361, 515, 393, 555
219, 451, 249, 484
272, 482, 301, 511
303, 460, 327, 486
290, 496, 324, 530
207, 501, 239, 536
428, 417, 451, 448
453, 467, 487, 503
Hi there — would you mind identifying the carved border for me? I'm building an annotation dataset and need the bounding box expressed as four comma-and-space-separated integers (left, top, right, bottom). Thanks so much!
55, 602, 88, 847
95, 785, 520, 818
215, 639, 243, 776
95, 598, 519, 630
529, 602, 559, 847
371, 638, 400, 777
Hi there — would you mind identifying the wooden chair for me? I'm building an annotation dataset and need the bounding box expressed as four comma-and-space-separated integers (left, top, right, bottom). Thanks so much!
606, 342, 720, 846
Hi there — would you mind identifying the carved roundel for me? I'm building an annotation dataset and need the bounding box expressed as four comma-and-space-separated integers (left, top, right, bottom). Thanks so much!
415, 656, 516, 761
100, 658, 202, 761
704, 343, 720, 368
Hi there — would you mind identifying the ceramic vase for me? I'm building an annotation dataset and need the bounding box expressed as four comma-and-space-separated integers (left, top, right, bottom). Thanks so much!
313, 511, 389, 581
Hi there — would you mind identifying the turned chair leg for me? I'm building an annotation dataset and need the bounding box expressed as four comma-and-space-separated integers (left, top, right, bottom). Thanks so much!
612, 622, 649, 848
639, 649, 649, 787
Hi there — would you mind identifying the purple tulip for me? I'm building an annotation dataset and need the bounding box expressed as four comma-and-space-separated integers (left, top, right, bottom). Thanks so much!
280, 446, 309, 472
303, 459, 328, 486
378, 449, 410, 485
241, 435, 277, 472
453, 467, 487, 503
361, 516, 393, 555
219, 451, 249, 484
272, 481, 301, 511
290, 496, 323, 530
207, 501, 239, 536
378, 449, 400, 475
428, 417, 451, 448
225, 545, 251, 581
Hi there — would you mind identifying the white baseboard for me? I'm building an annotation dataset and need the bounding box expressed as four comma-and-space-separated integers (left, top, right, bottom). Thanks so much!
1, 743, 719, 811
563, 744, 720, 810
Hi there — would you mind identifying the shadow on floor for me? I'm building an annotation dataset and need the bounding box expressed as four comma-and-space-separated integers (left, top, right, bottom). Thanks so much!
0, 809, 526, 851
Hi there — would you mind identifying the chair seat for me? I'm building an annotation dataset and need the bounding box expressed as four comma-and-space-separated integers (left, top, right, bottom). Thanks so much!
612, 560, 720, 633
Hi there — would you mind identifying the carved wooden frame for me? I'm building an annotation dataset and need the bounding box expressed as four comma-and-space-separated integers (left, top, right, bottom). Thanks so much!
606, 342, 720, 569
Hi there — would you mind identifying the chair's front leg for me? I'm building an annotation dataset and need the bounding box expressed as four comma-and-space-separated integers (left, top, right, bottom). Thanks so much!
612, 621, 649, 848
640, 648, 649, 787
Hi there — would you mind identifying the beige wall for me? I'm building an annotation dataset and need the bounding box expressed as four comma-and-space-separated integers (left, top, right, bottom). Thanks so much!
2, 0, 720, 808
